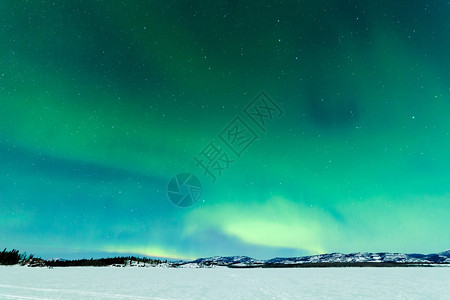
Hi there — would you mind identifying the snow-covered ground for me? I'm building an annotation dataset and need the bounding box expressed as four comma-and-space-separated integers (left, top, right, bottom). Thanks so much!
0, 266, 449, 299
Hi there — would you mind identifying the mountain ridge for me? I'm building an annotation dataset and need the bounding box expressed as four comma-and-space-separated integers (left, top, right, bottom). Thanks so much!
175, 250, 450, 268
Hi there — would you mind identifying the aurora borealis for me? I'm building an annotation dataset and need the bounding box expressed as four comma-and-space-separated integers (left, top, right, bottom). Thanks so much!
1, 1, 449, 260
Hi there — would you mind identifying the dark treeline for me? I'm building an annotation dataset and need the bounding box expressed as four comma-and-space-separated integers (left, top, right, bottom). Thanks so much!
0, 248, 34, 265
46, 256, 165, 267
0, 248, 166, 267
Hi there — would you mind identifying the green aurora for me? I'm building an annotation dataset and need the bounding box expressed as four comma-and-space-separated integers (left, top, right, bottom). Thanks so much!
1, 1, 449, 259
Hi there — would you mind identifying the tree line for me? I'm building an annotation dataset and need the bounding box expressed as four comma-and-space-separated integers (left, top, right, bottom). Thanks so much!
0, 248, 166, 267
46, 256, 166, 267
0, 248, 34, 265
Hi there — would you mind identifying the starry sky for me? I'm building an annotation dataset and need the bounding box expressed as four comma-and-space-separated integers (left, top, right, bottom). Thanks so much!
1, 1, 449, 260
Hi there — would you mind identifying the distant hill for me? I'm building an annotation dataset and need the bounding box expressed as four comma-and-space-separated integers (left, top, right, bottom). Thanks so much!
175, 251, 450, 268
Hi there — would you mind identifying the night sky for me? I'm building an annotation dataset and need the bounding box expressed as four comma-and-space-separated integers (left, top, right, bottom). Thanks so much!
1, 1, 449, 260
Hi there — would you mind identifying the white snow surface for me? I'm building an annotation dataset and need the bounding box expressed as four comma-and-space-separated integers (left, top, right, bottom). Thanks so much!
0, 266, 449, 299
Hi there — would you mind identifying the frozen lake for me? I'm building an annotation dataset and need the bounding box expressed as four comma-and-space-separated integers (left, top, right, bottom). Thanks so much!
0, 266, 449, 299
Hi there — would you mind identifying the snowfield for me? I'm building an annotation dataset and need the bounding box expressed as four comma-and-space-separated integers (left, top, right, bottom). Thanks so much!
0, 266, 449, 299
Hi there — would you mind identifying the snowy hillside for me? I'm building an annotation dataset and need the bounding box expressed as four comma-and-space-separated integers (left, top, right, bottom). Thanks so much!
175, 250, 450, 268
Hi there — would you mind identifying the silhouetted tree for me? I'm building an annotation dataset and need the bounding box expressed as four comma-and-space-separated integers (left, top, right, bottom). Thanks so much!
0, 248, 21, 265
